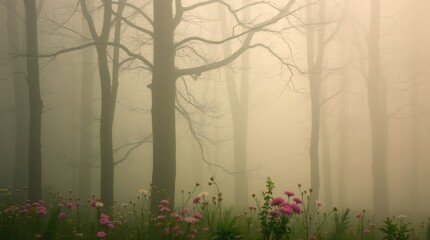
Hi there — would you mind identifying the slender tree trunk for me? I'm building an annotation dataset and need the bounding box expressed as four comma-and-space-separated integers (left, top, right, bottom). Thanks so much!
306, 0, 326, 212
24, 0, 43, 201
368, 0, 389, 220
218, 3, 249, 208
150, 0, 176, 209
7, 0, 29, 200
78, 17, 94, 199
337, 76, 349, 208
320, 85, 332, 209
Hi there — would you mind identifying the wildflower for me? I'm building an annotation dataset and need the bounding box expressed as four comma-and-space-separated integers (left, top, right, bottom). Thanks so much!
397, 215, 407, 219
268, 209, 280, 218
96, 231, 106, 238
280, 206, 293, 215
66, 202, 75, 209
198, 192, 209, 198
184, 216, 199, 223
192, 196, 201, 204
164, 227, 170, 236
138, 189, 148, 195
248, 205, 257, 210
107, 223, 114, 229
363, 229, 370, 235
284, 191, 295, 197
99, 217, 109, 225
160, 199, 170, 205
172, 225, 180, 233
95, 202, 104, 208
270, 197, 285, 206
192, 212, 203, 219
291, 204, 301, 214
160, 206, 170, 212
36, 206, 47, 215
181, 208, 189, 214
315, 200, 324, 207
293, 197, 303, 204
156, 215, 166, 220
58, 212, 66, 220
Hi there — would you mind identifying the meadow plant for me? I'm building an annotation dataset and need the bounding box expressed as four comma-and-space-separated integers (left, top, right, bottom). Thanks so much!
254, 177, 302, 240
378, 215, 410, 240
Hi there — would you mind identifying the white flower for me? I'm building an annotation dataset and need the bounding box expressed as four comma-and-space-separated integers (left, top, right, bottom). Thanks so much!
198, 192, 209, 198
138, 189, 148, 195
397, 215, 407, 219
315, 200, 324, 207
95, 202, 104, 208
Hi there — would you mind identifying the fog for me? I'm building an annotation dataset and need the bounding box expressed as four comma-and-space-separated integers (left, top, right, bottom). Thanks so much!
1, 0, 430, 223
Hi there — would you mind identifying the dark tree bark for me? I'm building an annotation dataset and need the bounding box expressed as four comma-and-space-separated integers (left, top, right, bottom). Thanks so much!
24, 0, 43, 201
81, 0, 116, 209
150, 0, 177, 209
367, 0, 389, 220
78, 15, 95, 199
6, 0, 29, 200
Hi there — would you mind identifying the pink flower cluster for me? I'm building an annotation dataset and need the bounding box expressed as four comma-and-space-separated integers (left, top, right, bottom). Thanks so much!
154, 199, 206, 239
266, 191, 303, 219
3, 200, 47, 216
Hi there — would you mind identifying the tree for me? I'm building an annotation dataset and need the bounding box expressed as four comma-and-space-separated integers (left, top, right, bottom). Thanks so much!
80, 0, 127, 209
24, 0, 43, 201
367, 0, 389, 220
149, 0, 297, 209
6, 0, 29, 200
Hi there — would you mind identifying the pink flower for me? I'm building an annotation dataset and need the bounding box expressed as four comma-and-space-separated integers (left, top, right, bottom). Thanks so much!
160, 207, 170, 212
315, 200, 324, 207
270, 197, 285, 206
291, 204, 301, 214
36, 206, 47, 215
172, 225, 180, 233
184, 216, 198, 224
66, 202, 75, 209
164, 227, 170, 236
89, 199, 97, 207
284, 191, 295, 197
96, 231, 106, 238
107, 223, 114, 229
192, 212, 203, 219
363, 229, 370, 235
268, 209, 280, 218
99, 217, 109, 225
159, 199, 170, 205
202, 227, 209, 232
181, 208, 189, 214
156, 215, 166, 220
293, 197, 303, 204
280, 206, 293, 215
58, 212, 66, 220
171, 212, 181, 221
192, 196, 201, 204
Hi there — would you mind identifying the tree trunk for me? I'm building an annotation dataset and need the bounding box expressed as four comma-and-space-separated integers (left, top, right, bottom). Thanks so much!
150, 0, 176, 209
320, 85, 332, 209
78, 17, 94, 199
24, 0, 43, 201
368, 0, 389, 220
218, 3, 249, 208
7, 0, 29, 200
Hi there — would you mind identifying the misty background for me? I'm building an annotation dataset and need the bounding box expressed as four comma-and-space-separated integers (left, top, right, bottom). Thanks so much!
1, 0, 430, 222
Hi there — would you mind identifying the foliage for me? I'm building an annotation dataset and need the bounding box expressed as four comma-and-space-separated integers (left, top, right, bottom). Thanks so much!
330, 208, 351, 240
378, 217, 410, 240
1, 180, 430, 240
